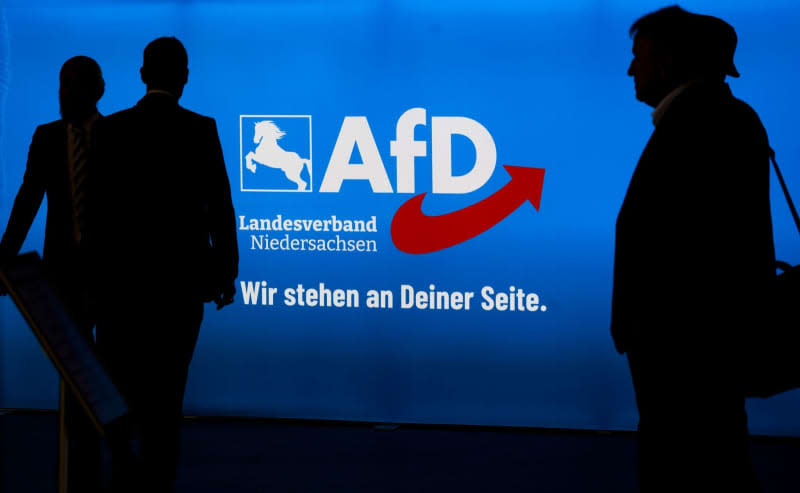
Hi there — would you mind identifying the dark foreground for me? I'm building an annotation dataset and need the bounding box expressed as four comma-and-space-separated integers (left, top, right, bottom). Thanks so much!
1, 411, 799, 492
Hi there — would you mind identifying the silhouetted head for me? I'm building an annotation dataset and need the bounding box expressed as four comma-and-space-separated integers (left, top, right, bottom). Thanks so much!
627, 6, 739, 107
59, 56, 104, 124
140, 36, 189, 98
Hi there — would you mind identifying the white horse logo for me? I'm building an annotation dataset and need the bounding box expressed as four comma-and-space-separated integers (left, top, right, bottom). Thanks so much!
245, 120, 310, 191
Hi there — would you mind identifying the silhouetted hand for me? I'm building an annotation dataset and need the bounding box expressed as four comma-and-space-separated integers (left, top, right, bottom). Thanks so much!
215, 283, 235, 310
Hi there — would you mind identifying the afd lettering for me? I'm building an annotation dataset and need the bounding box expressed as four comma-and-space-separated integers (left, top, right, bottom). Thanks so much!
320, 108, 496, 194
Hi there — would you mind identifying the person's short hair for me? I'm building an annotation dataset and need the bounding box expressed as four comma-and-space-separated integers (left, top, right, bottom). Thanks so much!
141, 36, 188, 89
60, 55, 104, 103
630, 5, 739, 79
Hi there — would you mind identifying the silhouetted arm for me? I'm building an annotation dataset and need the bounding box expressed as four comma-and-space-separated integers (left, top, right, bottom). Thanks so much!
205, 118, 238, 308
0, 126, 48, 264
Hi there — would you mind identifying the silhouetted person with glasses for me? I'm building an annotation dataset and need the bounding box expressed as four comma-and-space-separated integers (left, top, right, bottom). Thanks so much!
0, 55, 105, 493
611, 6, 775, 492
88, 37, 238, 493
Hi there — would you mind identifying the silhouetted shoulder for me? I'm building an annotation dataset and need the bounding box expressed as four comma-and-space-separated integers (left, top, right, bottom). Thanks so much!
33, 119, 67, 138
173, 105, 218, 135
728, 95, 769, 143
176, 105, 212, 122
93, 106, 136, 131
24, 120, 67, 175
37, 119, 66, 131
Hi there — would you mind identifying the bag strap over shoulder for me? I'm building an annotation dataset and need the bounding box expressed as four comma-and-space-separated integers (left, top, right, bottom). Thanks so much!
769, 148, 800, 237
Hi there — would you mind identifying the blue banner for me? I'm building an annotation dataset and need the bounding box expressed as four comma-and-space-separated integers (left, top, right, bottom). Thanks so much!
1, 0, 798, 435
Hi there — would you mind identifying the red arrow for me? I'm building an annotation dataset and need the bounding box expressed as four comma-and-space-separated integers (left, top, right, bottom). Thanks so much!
391, 165, 545, 254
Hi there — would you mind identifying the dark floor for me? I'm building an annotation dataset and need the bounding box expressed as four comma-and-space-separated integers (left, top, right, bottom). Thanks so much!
1, 411, 799, 493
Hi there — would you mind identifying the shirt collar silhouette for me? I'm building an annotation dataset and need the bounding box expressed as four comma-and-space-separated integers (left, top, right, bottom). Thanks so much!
651, 82, 692, 126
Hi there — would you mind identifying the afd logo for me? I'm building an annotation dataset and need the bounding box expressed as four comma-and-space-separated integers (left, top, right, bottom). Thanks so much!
320, 108, 495, 194
240, 115, 312, 192
239, 108, 545, 253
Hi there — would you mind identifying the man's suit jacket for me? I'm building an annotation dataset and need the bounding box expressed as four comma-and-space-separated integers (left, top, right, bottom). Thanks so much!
0, 120, 82, 278
89, 93, 238, 307
611, 82, 776, 355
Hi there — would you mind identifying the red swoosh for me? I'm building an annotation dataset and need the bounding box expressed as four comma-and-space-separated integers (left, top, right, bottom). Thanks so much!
391, 165, 545, 254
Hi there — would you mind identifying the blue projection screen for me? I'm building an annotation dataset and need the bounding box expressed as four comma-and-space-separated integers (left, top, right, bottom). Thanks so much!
1, 0, 799, 435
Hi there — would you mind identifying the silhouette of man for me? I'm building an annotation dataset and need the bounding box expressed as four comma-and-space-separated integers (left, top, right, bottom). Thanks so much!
612, 6, 775, 492
0, 55, 104, 493
88, 37, 238, 493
